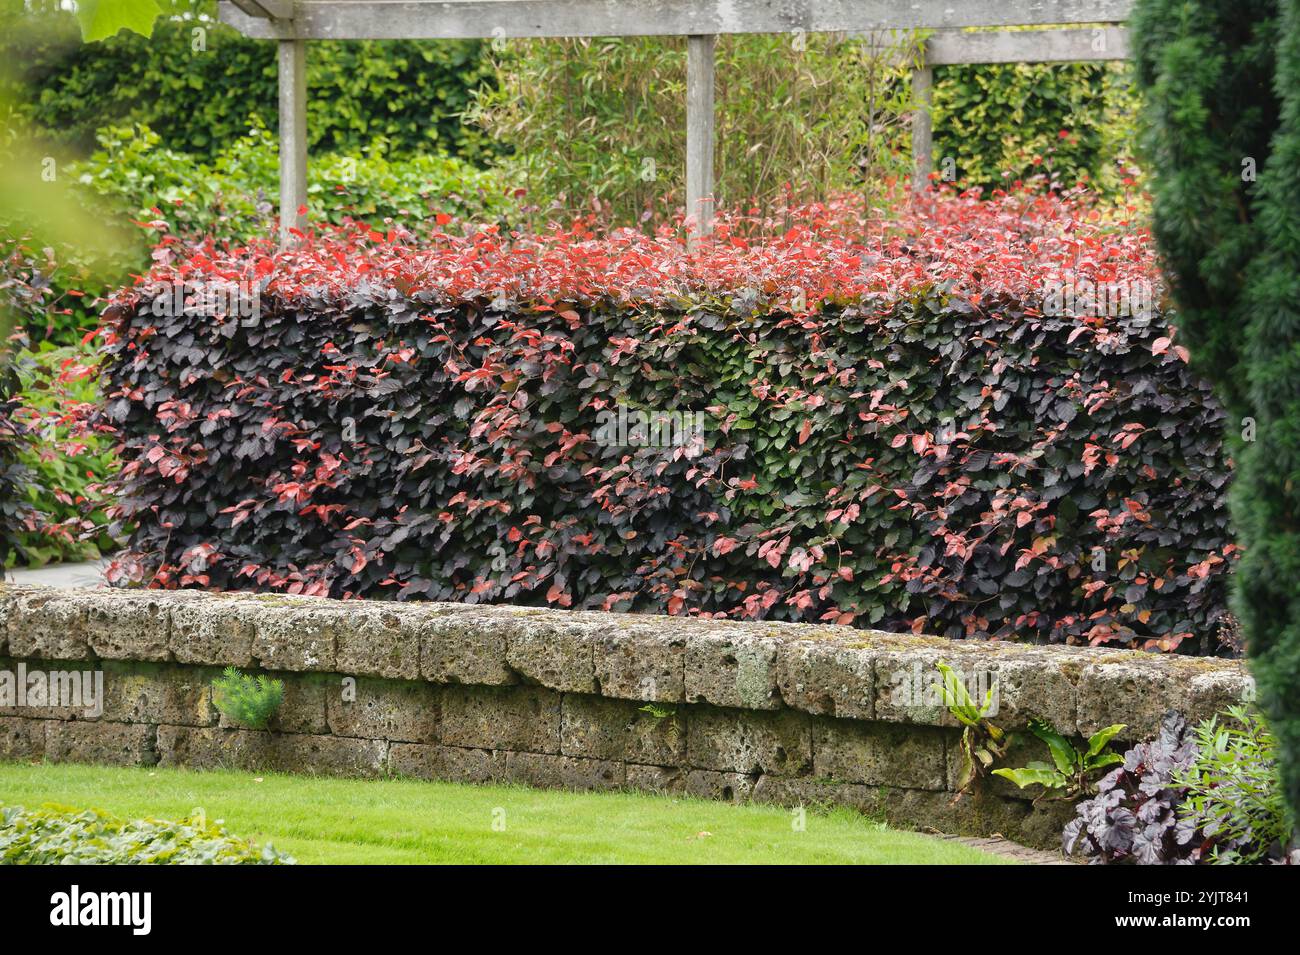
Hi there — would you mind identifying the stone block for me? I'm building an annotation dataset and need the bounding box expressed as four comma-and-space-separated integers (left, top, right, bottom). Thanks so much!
560, 694, 685, 764
44, 721, 156, 767
593, 624, 686, 702
503, 752, 625, 792
389, 743, 505, 784
439, 684, 561, 753
776, 640, 874, 719
416, 609, 515, 686
0, 715, 44, 760
686, 706, 812, 776
335, 607, 420, 680
813, 719, 949, 790
326, 678, 438, 742
6, 591, 90, 660
685, 632, 780, 710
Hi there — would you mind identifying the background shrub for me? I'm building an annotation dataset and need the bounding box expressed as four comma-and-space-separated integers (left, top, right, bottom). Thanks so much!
9, 342, 118, 566
469, 33, 920, 227
99, 192, 1235, 652
931, 61, 1141, 197
0, 802, 294, 864
22, 122, 514, 345
3, 1, 496, 162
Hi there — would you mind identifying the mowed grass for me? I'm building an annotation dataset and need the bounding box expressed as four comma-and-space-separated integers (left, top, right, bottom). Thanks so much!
0, 761, 1011, 865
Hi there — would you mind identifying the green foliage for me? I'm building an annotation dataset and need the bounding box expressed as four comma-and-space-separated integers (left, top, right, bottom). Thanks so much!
211, 667, 284, 730
936, 661, 1008, 795
5, 1, 496, 162
1136, 0, 1300, 825
931, 61, 1141, 197
9, 342, 118, 567
0, 801, 294, 864
30, 121, 512, 343
993, 718, 1126, 801
72, 0, 163, 43
470, 33, 920, 225
1176, 705, 1293, 863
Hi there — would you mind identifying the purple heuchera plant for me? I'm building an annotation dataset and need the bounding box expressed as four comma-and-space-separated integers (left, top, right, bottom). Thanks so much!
1063, 712, 1207, 864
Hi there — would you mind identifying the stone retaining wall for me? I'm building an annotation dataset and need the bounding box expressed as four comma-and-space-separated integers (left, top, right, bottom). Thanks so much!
0, 585, 1253, 848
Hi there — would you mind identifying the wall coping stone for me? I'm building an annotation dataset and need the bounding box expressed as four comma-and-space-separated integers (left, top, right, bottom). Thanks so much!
0, 584, 1251, 741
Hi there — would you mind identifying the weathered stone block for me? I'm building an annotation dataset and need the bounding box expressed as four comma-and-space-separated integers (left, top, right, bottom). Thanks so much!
1185, 669, 1256, 727
84, 592, 172, 662
560, 694, 685, 764
686, 706, 812, 776
6, 591, 90, 660
389, 743, 505, 784
593, 625, 686, 702
157, 725, 387, 777
0, 715, 44, 760
335, 608, 420, 680
751, 774, 877, 813
439, 684, 561, 753
416, 610, 514, 686
169, 599, 255, 666
101, 661, 215, 726
326, 678, 438, 742
683, 769, 756, 803
776, 641, 874, 719
685, 633, 780, 710
504, 615, 597, 693
249, 601, 338, 672
503, 752, 625, 792
813, 719, 949, 790
44, 721, 156, 767
1076, 660, 1176, 740
625, 763, 685, 795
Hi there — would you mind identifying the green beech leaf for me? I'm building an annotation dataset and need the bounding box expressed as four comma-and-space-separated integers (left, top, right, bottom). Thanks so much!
74, 0, 164, 43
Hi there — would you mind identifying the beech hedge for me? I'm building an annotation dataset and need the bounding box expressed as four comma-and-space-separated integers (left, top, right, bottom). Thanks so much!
99, 193, 1235, 652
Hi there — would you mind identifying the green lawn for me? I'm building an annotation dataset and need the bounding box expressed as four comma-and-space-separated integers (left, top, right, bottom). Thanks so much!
0, 761, 1010, 865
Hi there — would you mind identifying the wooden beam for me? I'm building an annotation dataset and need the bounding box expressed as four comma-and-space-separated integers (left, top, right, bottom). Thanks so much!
278, 38, 308, 247
686, 34, 716, 241
219, 0, 1135, 41
911, 64, 933, 191
926, 26, 1131, 65
229, 0, 294, 20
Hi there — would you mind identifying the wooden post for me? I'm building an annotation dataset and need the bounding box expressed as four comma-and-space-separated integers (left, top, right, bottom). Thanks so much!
278, 38, 308, 247
911, 61, 933, 191
686, 34, 716, 242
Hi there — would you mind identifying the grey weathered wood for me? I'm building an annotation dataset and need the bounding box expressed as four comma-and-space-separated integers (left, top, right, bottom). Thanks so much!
926, 26, 1131, 65
278, 38, 308, 247
911, 64, 932, 191
230, 0, 295, 20
686, 34, 716, 240
219, 0, 1135, 40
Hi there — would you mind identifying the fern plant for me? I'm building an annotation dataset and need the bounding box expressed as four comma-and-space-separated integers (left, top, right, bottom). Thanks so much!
936, 661, 1008, 795
211, 667, 284, 730
993, 718, 1126, 803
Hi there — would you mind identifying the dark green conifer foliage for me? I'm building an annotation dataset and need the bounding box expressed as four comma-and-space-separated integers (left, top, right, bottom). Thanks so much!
1136, 0, 1300, 822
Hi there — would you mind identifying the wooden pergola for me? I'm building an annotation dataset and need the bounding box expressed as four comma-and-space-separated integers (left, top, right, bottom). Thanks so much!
218, 0, 1135, 245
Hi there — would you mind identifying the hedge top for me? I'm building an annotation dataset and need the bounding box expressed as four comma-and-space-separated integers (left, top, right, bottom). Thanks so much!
107, 190, 1159, 316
